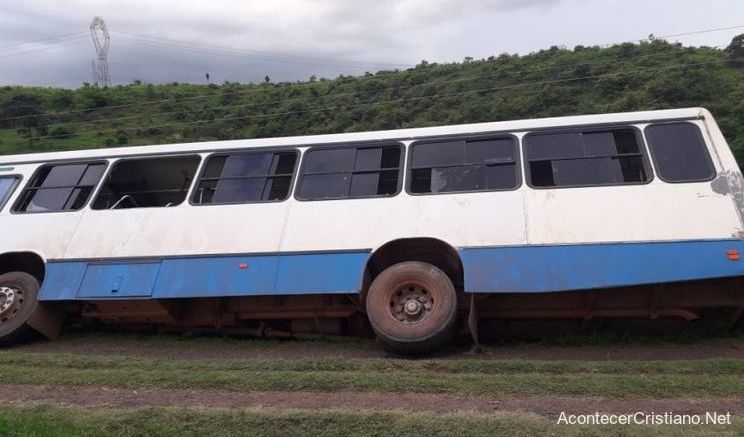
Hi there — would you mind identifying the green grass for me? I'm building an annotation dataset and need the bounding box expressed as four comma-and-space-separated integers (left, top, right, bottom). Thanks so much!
0, 404, 741, 437
1, 351, 743, 398
2, 332, 743, 435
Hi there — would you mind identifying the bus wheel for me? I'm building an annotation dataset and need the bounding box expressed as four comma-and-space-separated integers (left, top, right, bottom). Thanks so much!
0, 272, 40, 345
366, 261, 457, 354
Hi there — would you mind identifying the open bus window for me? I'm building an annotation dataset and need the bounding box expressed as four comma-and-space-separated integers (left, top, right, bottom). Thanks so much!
13, 163, 106, 213
192, 151, 297, 205
645, 123, 715, 183
0, 176, 20, 211
409, 137, 518, 194
92, 155, 200, 210
296, 145, 401, 200
524, 129, 650, 188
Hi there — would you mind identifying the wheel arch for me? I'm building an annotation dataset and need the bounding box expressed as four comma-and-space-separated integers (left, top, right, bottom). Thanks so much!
0, 251, 46, 284
361, 238, 464, 304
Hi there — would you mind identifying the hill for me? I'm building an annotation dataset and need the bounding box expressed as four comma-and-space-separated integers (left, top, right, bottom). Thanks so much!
1, 36, 744, 162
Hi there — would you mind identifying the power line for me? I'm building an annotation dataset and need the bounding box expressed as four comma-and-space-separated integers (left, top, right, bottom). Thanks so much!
0, 32, 87, 52
32, 57, 741, 141
112, 31, 410, 69
116, 37, 402, 71
654, 24, 744, 40
0, 34, 88, 58
24, 44, 726, 131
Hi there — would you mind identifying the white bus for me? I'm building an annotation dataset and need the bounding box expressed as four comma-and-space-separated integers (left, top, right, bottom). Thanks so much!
0, 107, 743, 353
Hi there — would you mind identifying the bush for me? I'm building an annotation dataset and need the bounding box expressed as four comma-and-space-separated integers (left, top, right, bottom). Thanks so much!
48, 126, 74, 138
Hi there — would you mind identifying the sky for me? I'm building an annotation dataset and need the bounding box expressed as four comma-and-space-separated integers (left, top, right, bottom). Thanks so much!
1, 0, 743, 88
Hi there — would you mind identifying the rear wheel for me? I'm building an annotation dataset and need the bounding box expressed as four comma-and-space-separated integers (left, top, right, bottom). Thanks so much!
0, 272, 40, 345
366, 261, 457, 354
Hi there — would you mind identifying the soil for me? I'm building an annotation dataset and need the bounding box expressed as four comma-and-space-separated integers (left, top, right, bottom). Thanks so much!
10, 335, 744, 361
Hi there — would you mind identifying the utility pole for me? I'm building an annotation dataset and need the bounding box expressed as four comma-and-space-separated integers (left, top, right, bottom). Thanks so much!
90, 17, 111, 87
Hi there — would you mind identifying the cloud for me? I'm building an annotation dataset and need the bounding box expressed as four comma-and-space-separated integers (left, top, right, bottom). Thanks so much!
0, 0, 741, 88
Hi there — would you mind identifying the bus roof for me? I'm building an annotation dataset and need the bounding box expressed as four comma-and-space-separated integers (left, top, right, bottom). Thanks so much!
0, 107, 708, 165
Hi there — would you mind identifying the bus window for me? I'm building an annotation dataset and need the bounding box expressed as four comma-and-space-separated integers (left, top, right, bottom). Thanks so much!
192, 151, 298, 205
645, 123, 715, 183
410, 136, 518, 194
525, 129, 650, 188
0, 176, 20, 211
296, 145, 401, 200
13, 163, 106, 213
92, 155, 200, 209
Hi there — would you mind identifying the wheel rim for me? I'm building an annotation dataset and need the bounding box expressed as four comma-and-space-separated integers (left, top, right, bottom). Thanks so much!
0, 286, 24, 325
388, 282, 434, 325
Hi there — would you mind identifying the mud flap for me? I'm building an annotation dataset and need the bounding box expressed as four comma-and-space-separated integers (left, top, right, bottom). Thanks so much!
26, 302, 65, 340
467, 293, 480, 348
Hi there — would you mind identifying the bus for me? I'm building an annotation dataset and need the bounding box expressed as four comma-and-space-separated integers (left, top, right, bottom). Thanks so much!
0, 107, 743, 353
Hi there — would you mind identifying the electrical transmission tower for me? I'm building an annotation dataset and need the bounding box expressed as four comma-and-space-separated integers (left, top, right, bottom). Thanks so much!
90, 17, 111, 86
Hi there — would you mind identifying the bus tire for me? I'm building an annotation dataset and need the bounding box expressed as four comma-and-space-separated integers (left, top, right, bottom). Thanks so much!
0, 272, 41, 345
366, 261, 457, 354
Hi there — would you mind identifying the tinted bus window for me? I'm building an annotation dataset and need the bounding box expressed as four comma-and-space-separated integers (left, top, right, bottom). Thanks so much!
645, 123, 715, 183
93, 155, 200, 209
410, 137, 518, 194
0, 176, 20, 211
193, 151, 297, 205
297, 145, 401, 200
14, 163, 106, 213
525, 129, 649, 188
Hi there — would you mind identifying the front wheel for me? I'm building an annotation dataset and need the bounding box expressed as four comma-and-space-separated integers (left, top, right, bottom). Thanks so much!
0, 272, 40, 345
366, 261, 458, 354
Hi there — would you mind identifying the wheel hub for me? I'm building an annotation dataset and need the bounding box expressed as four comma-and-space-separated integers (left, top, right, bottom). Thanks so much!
390, 284, 434, 324
404, 299, 422, 316
0, 286, 23, 323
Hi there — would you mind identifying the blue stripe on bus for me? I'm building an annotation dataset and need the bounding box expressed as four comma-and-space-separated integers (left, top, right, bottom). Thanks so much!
37, 240, 744, 301
461, 239, 744, 293
38, 251, 371, 301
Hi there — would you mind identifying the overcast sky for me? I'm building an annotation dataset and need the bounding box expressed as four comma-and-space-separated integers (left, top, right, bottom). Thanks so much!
1, 0, 743, 88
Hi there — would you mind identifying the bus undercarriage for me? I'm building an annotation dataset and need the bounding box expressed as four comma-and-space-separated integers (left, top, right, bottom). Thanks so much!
53, 276, 744, 343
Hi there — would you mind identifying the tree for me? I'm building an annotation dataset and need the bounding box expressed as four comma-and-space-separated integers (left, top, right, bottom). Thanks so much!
726, 34, 744, 66
0, 94, 49, 148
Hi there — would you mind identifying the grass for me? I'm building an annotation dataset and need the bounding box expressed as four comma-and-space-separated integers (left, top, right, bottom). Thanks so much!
1, 350, 744, 398
0, 404, 741, 437
1, 332, 743, 435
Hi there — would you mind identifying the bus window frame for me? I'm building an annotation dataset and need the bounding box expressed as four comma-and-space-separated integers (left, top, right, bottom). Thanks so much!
11, 161, 109, 215
405, 132, 523, 196
91, 154, 203, 211
0, 175, 22, 213
294, 141, 406, 202
522, 125, 655, 190
189, 147, 301, 207
643, 121, 717, 184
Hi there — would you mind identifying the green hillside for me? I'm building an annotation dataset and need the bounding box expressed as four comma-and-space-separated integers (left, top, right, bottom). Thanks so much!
1, 36, 744, 162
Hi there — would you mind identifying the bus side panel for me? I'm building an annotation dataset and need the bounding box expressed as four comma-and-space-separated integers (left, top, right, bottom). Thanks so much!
273, 251, 370, 294
524, 121, 743, 246
38, 251, 370, 301
0, 164, 84, 262
462, 239, 744, 293
700, 109, 744, 228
